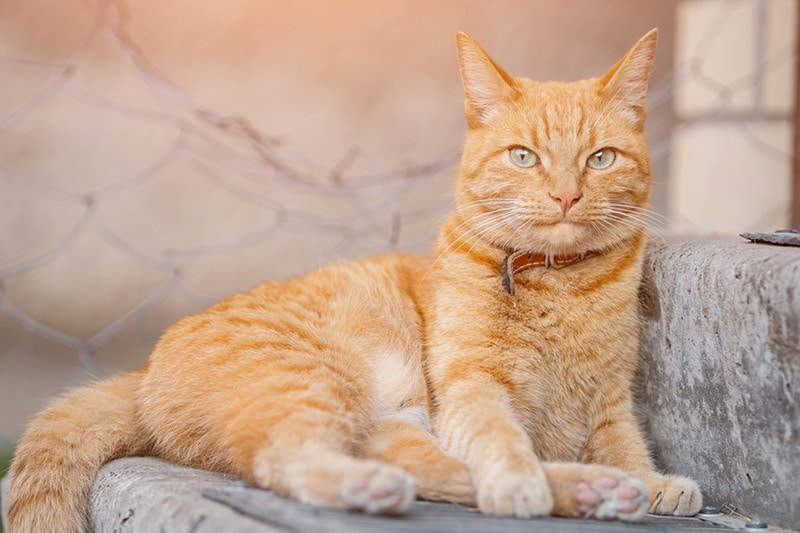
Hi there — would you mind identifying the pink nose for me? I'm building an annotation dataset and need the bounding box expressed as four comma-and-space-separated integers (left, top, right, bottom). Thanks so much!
549, 191, 582, 215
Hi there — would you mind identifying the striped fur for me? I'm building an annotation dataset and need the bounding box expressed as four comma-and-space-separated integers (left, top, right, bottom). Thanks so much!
7, 30, 701, 532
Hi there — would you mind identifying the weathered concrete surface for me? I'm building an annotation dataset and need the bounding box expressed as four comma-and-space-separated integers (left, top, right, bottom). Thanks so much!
0, 456, 780, 533
1, 474, 9, 531
638, 239, 800, 531
203, 479, 730, 533
86, 458, 735, 533
88, 457, 281, 532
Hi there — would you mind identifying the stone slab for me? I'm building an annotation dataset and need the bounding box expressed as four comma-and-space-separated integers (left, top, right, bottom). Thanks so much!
0, 456, 779, 533
638, 239, 800, 531
88, 457, 278, 533
204, 475, 722, 533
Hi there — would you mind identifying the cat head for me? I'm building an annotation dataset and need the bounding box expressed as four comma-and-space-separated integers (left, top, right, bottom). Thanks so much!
453, 30, 657, 258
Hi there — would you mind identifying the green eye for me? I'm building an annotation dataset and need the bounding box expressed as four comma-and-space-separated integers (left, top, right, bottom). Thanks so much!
587, 148, 616, 170
509, 146, 539, 168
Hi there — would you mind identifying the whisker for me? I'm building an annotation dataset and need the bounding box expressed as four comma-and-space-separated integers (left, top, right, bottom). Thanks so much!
603, 209, 668, 243
426, 196, 668, 279
463, 211, 520, 257
422, 205, 523, 278
608, 203, 671, 228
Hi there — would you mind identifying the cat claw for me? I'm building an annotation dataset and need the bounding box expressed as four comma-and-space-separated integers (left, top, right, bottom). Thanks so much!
646, 475, 702, 516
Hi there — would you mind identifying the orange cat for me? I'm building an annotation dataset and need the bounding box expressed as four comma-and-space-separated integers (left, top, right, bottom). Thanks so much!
6, 29, 702, 531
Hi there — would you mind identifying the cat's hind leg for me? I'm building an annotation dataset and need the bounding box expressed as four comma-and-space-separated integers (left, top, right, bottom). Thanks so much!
578, 396, 703, 517
222, 390, 416, 514
542, 462, 649, 521
363, 410, 476, 506
254, 445, 416, 514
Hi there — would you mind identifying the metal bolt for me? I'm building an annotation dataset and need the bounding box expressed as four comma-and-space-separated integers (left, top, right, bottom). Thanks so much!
697, 506, 720, 515
744, 521, 768, 530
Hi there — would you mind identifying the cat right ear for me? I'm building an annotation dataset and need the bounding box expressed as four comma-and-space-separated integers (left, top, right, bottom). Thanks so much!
600, 28, 658, 127
456, 32, 519, 127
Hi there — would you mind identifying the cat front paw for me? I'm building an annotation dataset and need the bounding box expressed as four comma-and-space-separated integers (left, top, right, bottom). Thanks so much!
645, 474, 702, 516
476, 462, 553, 517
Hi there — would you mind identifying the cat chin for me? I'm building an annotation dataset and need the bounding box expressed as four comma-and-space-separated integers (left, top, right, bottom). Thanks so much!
534, 221, 638, 256
528, 221, 587, 252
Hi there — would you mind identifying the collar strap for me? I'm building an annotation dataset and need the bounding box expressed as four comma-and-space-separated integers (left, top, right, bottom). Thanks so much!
501, 250, 595, 295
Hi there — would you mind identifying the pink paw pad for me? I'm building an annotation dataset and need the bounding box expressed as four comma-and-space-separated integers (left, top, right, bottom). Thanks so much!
339, 465, 416, 514
582, 475, 649, 521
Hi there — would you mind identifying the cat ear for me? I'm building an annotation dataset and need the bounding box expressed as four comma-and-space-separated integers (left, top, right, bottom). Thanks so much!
601, 28, 658, 126
456, 32, 519, 127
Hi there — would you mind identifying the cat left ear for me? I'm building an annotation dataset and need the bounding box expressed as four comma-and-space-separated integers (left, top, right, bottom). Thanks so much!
601, 28, 658, 126
456, 32, 519, 127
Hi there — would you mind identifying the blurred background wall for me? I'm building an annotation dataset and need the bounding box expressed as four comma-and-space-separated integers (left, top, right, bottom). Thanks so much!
0, 0, 796, 464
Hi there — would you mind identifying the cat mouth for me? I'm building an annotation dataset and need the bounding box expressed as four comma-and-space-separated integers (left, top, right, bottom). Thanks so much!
522, 219, 599, 255
547, 219, 584, 232
553, 220, 579, 227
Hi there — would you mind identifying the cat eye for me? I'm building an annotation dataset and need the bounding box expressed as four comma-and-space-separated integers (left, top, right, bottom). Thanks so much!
587, 148, 616, 170
509, 147, 539, 168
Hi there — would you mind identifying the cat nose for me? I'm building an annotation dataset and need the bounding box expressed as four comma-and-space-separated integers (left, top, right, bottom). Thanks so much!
549, 190, 582, 215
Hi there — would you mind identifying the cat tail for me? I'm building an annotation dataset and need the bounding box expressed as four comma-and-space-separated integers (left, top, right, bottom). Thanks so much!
6, 370, 149, 533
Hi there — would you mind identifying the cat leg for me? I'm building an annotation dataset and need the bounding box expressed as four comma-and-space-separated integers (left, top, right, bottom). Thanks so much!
254, 444, 416, 514
362, 414, 649, 520
581, 396, 703, 516
433, 376, 554, 517
223, 394, 416, 514
362, 410, 476, 506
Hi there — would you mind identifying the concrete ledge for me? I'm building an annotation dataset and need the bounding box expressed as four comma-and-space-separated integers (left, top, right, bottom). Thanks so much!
89, 457, 276, 532
2, 239, 798, 531
638, 239, 800, 531
87, 458, 731, 533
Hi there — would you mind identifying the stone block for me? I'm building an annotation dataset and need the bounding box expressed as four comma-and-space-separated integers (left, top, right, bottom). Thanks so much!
88, 457, 276, 532
639, 238, 800, 531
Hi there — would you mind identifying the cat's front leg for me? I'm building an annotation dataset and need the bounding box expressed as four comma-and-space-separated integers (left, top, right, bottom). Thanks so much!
433, 374, 553, 517
581, 393, 703, 516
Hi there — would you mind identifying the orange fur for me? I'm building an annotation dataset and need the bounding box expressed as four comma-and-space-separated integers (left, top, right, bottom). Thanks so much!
7, 30, 701, 532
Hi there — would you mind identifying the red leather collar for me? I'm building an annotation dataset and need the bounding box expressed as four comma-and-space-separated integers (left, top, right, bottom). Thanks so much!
501, 250, 596, 294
